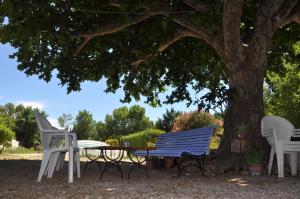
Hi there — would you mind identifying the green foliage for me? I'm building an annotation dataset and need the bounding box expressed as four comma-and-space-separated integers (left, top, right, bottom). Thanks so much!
155, 108, 182, 132
265, 46, 300, 127
0, 103, 43, 148
119, 129, 165, 147
57, 113, 73, 130
245, 148, 264, 164
97, 105, 153, 140
72, 110, 97, 140
0, 103, 16, 130
0, 1, 228, 109
14, 105, 41, 148
172, 111, 223, 150
0, 124, 15, 153
105, 138, 119, 146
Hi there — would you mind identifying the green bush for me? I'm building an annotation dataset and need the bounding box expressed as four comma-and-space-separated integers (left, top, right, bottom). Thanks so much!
0, 124, 15, 153
119, 128, 165, 147
172, 111, 223, 150
245, 148, 264, 164
105, 138, 119, 146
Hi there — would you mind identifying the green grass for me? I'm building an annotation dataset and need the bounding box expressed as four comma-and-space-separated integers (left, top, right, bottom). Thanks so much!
3, 146, 37, 154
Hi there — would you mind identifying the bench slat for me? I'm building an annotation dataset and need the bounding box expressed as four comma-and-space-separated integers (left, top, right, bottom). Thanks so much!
134, 127, 214, 158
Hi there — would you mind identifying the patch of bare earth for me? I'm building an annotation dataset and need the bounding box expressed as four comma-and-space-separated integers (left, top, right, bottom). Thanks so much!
0, 155, 299, 199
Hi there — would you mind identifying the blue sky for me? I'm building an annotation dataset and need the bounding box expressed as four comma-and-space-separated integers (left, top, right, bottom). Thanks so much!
0, 44, 198, 127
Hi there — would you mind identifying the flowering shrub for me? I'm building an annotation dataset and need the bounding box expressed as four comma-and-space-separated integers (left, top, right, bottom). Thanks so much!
172, 111, 223, 150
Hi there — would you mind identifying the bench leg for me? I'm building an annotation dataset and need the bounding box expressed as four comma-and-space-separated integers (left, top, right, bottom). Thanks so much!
176, 158, 184, 178
176, 155, 206, 178
194, 156, 206, 176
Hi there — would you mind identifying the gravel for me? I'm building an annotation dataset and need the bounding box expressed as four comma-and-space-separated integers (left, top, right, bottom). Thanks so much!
0, 155, 299, 199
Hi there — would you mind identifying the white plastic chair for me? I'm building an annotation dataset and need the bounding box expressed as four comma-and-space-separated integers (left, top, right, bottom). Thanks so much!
35, 112, 80, 183
261, 116, 300, 177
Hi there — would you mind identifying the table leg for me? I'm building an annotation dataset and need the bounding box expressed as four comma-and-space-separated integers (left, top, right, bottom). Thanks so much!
100, 149, 124, 180
83, 148, 102, 171
127, 149, 149, 179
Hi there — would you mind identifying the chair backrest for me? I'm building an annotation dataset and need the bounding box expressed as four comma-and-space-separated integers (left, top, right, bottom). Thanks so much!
155, 127, 214, 154
35, 112, 57, 149
261, 116, 295, 145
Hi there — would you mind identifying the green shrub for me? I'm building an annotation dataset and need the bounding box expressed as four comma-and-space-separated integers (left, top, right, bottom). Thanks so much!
245, 148, 264, 164
0, 124, 15, 153
119, 128, 165, 147
105, 138, 119, 146
172, 111, 223, 150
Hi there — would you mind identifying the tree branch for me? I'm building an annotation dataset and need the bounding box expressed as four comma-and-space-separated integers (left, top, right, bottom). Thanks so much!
271, 0, 298, 30
131, 28, 198, 67
281, 6, 300, 26
181, 0, 211, 12
222, 0, 243, 65
72, 15, 152, 55
171, 15, 224, 59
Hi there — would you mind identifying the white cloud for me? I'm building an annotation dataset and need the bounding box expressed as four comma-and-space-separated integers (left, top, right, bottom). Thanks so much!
17, 101, 45, 110
48, 117, 61, 129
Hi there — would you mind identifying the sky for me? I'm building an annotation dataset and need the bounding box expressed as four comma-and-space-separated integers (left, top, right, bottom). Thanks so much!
0, 44, 198, 127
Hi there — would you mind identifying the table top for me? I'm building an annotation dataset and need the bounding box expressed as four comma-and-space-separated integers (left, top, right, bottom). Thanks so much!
84, 146, 156, 150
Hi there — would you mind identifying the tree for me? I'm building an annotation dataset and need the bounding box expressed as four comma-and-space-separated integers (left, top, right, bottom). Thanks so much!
14, 105, 40, 148
0, 124, 15, 153
98, 105, 152, 140
72, 110, 96, 140
57, 113, 73, 130
156, 108, 182, 132
265, 57, 300, 127
1, 1, 299, 154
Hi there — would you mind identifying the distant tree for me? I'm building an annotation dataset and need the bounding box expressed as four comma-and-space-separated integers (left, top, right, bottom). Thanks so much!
99, 105, 152, 139
0, 103, 16, 130
57, 113, 73, 130
156, 108, 182, 132
265, 56, 300, 127
72, 110, 96, 140
96, 121, 107, 141
0, 124, 15, 153
14, 105, 40, 148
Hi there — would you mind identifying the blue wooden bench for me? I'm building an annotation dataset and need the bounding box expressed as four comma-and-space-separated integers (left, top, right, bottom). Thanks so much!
134, 127, 214, 177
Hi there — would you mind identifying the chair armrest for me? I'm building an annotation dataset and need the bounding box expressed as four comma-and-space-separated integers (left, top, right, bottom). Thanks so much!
292, 129, 300, 137
68, 133, 78, 147
262, 128, 275, 137
43, 129, 69, 134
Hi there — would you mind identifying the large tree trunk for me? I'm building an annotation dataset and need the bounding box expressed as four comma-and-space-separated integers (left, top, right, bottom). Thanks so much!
220, 53, 266, 155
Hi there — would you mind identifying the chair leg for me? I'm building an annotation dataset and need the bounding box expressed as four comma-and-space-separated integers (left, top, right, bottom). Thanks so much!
276, 142, 284, 178
68, 148, 74, 183
37, 151, 51, 182
48, 152, 60, 178
289, 152, 297, 176
268, 147, 275, 175
56, 153, 65, 171
76, 151, 81, 178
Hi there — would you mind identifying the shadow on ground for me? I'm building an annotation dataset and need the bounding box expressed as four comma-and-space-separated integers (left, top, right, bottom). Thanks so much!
0, 159, 299, 199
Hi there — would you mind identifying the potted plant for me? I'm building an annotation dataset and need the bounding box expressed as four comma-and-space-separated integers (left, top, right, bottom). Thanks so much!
245, 148, 264, 175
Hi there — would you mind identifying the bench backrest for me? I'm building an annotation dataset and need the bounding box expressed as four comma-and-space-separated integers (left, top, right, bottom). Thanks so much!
155, 127, 214, 154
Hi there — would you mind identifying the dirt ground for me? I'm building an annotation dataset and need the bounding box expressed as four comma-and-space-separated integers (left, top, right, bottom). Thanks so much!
0, 154, 299, 199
